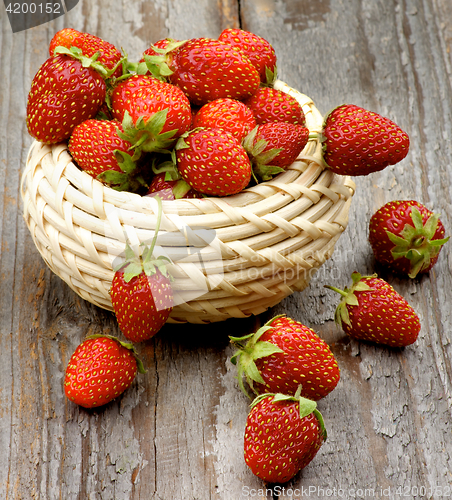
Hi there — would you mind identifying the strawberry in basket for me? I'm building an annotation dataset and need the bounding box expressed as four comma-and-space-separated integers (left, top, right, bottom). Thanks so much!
110, 74, 192, 154
218, 28, 277, 85
321, 104, 410, 176
26, 47, 111, 144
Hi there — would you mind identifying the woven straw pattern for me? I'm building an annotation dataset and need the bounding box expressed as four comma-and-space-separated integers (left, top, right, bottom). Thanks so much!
21, 81, 355, 324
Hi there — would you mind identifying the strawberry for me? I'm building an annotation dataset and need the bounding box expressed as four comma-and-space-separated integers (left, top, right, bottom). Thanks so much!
26, 51, 107, 144
243, 122, 309, 181
154, 37, 261, 106
192, 98, 256, 142
321, 104, 410, 176
369, 200, 449, 278
146, 172, 203, 200
64, 335, 145, 408
243, 86, 306, 126
175, 128, 252, 196
218, 28, 277, 84
68, 119, 145, 192
49, 28, 124, 79
110, 199, 173, 342
326, 272, 421, 347
110, 74, 192, 153
244, 386, 327, 483
230, 315, 340, 401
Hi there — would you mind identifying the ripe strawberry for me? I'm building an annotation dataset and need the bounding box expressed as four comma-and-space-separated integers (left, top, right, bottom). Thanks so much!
164, 38, 261, 106
192, 98, 256, 142
110, 204, 173, 343
244, 387, 327, 483
230, 315, 340, 401
369, 200, 449, 278
175, 128, 252, 196
243, 122, 309, 181
326, 272, 421, 347
243, 86, 306, 126
26, 52, 106, 144
68, 119, 145, 191
218, 28, 277, 84
49, 28, 123, 79
146, 172, 203, 200
322, 104, 410, 176
110, 74, 192, 153
64, 335, 145, 408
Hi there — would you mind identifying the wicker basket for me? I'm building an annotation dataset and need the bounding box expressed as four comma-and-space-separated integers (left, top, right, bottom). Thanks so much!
21, 80, 355, 324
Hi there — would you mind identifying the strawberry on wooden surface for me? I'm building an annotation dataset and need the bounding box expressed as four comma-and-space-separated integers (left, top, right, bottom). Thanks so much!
49, 28, 124, 79
231, 315, 340, 401
243, 86, 306, 126
68, 119, 145, 192
369, 200, 449, 278
192, 98, 257, 142
218, 28, 277, 84
243, 122, 309, 181
321, 104, 410, 176
110, 74, 192, 153
326, 272, 421, 347
244, 386, 327, 483
26, 51, 107, 144
110, 197, 173, 342
175, 127, 252, 196
64, 335, 145, 408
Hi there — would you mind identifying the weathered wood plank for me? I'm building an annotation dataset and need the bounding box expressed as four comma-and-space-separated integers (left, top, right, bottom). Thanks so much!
0, 0, 451, 498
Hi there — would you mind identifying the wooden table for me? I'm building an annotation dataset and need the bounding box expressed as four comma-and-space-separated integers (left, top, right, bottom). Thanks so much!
2, 0, 452, 498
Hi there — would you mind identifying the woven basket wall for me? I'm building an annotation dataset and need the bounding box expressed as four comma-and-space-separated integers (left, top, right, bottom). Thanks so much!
21, 80, 355, 324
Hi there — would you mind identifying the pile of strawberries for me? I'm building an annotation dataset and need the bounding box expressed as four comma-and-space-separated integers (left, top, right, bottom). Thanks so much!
25, 27, 450, 486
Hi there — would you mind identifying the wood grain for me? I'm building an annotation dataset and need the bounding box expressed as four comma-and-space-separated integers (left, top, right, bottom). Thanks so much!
1, 0, 452, 498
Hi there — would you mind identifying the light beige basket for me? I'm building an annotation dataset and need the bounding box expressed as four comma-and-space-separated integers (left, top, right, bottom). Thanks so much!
21, 80, 355, 324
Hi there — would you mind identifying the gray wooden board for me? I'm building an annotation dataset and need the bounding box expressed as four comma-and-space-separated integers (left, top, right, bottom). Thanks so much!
1, 0, 452, 498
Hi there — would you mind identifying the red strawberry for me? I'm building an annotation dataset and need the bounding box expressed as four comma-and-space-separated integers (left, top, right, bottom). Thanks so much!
175, 128, 252, 196
326, 272, 421, 347
68, 119, 145, 191
369, 200, 449, 278
192, 98, 256, 142
146, 172, 203, 200
49, 28, 123, 79
230, 315, 340, 401
110, 74, 192, 153
243, 87, 306, 126
244, 387, 327, 483
322, 104, 410, 176
64, 335, 145, 408
218, 28, 277, 84
26, 52, 106, 144
110, 203, 174, 343
164, 38, 261, 106
243, 122, 309, 181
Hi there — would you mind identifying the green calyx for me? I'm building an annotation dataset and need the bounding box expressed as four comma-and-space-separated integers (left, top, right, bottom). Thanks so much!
117, 109, 179, 154
85, 334, 146, 374
385, 207, 449, 278
242, 126, 285, 182
96, 147, 146, 193
136, 39, 187, 80
53, 45, 124, 80
325, 272, 374, 329
250, 385, 327, 441
114, 196, 172, 282
229, 315, 285, 399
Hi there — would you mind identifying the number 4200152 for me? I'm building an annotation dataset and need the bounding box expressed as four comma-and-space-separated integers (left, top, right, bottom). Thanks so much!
5, 3, 63, 14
